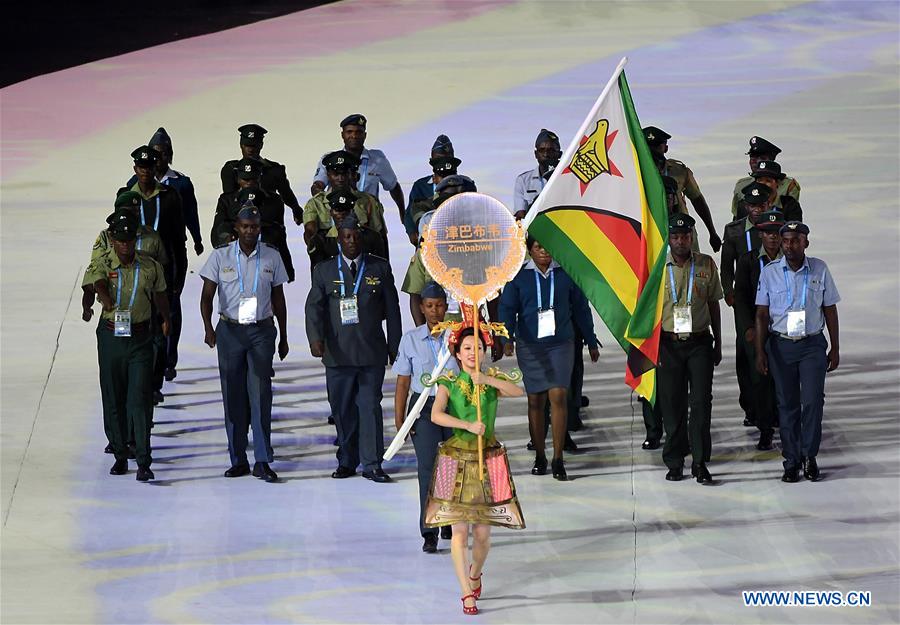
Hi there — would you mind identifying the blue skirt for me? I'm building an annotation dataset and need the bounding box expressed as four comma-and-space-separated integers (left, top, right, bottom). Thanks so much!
516, 340, 575, 394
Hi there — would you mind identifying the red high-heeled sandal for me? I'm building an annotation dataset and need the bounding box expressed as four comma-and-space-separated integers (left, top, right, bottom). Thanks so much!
469, 565, 483, 599
461, 593, 478, 615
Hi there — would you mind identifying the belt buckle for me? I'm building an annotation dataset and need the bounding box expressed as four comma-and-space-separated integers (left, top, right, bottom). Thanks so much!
676, 333, 691, 341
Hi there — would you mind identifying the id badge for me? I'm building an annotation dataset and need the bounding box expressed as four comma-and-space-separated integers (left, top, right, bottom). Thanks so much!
537, 309, 556, 338
339, 296, 359, 325
238, 296, 258, 324
114, 310, 132, 337
786, 310, 806, 337
673, 306, 693, 334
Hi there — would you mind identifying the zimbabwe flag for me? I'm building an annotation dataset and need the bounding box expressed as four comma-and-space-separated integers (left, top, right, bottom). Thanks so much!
523, 59, 668, 403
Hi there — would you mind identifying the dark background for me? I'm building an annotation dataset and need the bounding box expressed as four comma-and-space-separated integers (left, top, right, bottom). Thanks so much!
3, 1, 335, 87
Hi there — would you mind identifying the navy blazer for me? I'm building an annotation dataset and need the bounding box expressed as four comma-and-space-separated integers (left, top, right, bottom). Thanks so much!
499, 264, 599, 348
305, 253, 403, 367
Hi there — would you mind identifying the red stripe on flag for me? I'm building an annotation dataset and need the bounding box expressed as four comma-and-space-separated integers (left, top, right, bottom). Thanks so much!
584, 212, 642, 276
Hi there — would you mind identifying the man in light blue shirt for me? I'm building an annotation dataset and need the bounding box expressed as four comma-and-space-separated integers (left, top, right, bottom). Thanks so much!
311, 113, 405, 223
755, 221, 840, 483
199, 204, 290, 483
392, 282, 458, 553
513, 128, 561, 220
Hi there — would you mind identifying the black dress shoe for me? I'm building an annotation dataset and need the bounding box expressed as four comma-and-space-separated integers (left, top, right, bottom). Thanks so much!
422, 534, 438, 553
252, 462, 279, 482
126, 443, 136, 460
440, 525, 452, 540
803, 457, 820, 481
551, 458, 567, 481
224, 464, 251, 478
742, 416, 756, 427
362, 468, 392, 483
692, 463, 713, 484
327, 414, 335, 425
531, 455, 548, 475
641, 438, 660, 450
164, 367, 177, 382
757, 430, 775, 451
110, 459, 128, 475
782, 466, 801, 482
526, 440, 535, 451
332, 466, 356, 479
104, 443, 114, 454
580, 395, 589, 408
136, 466, 154, 482
153, 391, 164, 405
665, 466, 683, 481
563, 433, 579, 453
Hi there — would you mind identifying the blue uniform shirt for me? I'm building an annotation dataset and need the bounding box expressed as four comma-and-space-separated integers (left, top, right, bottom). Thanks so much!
199, 241, 288, 321
756, 255, 840, 335
499, 261, 599, 347
513, 166, 545, 215
392, 324, 458, 395
313, 147, 398, 198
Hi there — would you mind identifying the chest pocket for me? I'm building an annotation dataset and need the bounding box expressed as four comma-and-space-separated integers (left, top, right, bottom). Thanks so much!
692, 273, 711, 299
219, 266, 238, 283
806, 277, 825, 308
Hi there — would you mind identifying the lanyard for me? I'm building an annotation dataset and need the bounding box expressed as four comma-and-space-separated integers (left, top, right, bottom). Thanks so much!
234, 241, 260, 296
745, 230, 752, 252
534, 268, 555, 310
337, 253, 366, 298
668, 258, 695, 305
140, 196, 160, 231
116, 261, 140, 310
357, 153, 369, 193
427, 330, 445, 365
538, 169, 546, 190
136, 231, 142, 251
782, 265, 809, 309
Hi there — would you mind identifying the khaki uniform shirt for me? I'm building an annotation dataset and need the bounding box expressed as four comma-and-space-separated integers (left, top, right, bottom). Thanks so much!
90, 226, 168, 267
661, 250, 723, 333
663, 159, 703, 215
83, 249, 167, 323
301, 191, 386, 234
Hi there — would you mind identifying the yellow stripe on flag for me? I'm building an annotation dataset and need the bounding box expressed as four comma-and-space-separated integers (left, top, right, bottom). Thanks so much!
549, 210, 640, 313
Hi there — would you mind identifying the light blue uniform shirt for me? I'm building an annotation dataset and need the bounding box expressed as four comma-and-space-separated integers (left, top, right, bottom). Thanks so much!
199, 241, 289, 321
756, 255, 840, 335
392, 324, 457, 395
513, 166, 545, 215
313, 147, 398, 198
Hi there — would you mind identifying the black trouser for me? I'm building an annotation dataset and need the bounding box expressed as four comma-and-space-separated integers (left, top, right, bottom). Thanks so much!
165, 247, 187, 372
740, 328, 778, 433
409, 394, 452, 537
97, 322, 154, 467
640, 397, 663, 442
659, 334, 714, 469
735, 326, 754, 422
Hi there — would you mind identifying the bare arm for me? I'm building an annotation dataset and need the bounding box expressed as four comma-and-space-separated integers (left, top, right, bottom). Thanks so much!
471, 371, 524, 398
708, 299, 722, 366
430, 385, 485, 434
754, 305, 770, 375
389, 183, 405, 222
823, 304, 840, 372
689, 195, 721, 252
200, 277, 218, 348
394, 375, 411, 431
272, 284, 289, 360
153, 290, 171, 336
81, 285, 95, 322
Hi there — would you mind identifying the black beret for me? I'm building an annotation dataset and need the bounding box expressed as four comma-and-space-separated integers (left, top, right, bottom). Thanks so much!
780, 221, 809, 236
114, 191, 143, 210
323, 150, 360, 171
742, 182, 771, 206
131, 145, 158, 166
747, 136, 781, 156
148, 127, 172, 149
643, 126, 671, 147
534, 128, 560, 147
429, 155, 461, 175
237, 187, 262, 207
756, 209, 785, 231
750, 160, 786, 180
238, 124, 267, 146
431, 134, 454, 155
340, 114, 367, 129
326, 190, 356, 212
236, 157, 263, 179
668, 213, 695, 233
106, 208, 140, 228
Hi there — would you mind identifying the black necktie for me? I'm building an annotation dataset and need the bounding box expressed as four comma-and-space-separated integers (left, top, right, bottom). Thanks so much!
350, 260, 357, 279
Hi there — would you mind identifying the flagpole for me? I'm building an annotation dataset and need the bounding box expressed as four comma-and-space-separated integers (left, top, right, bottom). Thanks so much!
522, 56, 629, 230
